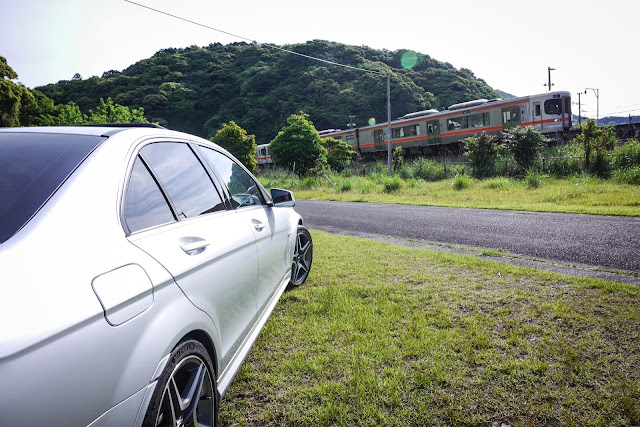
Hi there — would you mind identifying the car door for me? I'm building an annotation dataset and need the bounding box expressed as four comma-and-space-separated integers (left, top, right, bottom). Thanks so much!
123, 141, 259, 367
197, 146, 292, 315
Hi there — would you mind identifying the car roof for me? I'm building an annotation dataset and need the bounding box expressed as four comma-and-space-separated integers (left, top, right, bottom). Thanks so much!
0, 124, 166, 138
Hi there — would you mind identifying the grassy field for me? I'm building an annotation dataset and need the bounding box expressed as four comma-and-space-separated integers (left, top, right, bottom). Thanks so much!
258, 173, 640, 217
220, 231, 640, 426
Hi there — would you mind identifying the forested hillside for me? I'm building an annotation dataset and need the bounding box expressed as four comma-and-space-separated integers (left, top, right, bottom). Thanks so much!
37, 40, 499, 142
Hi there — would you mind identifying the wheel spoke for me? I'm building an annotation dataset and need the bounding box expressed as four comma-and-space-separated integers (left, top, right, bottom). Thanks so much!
180, 363, 205, 416
290, 228, 312, 286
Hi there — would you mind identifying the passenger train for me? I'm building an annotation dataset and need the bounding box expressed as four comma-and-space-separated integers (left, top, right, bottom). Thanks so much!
257, 143, 273, 167
257, 91, 572, 163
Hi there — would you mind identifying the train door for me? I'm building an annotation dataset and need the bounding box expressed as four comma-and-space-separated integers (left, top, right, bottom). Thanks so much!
373, 129, 385, 151
532, 102, 542, 130
502, 106, 521, 130
427, 120, 441, 145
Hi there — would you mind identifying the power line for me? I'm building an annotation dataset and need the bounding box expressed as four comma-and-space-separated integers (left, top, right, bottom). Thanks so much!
124, 0, 394, 175
123, 0, 383, 75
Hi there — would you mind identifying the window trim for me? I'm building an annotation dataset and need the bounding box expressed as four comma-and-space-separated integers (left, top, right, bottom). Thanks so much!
193, 144, 271, 209
120, 139, 231, 237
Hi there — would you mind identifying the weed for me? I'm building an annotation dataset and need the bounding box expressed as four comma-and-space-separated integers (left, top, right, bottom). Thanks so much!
452, 174, 471, 191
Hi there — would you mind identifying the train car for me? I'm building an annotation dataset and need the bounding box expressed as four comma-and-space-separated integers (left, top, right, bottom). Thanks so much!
256, 143, 273, 166
321, 91, 572, 156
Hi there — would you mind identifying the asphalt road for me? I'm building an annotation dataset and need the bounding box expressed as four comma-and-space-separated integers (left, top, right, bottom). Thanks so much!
296, 200, 640, 275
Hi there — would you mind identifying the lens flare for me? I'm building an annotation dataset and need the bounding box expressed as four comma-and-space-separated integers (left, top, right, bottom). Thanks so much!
400, 51, 418, 69
368, 118, 376, 126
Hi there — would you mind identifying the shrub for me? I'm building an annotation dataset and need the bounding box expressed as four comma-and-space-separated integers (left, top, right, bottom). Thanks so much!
392, 146, 404, 174
464, 133, 502, 178
383, 175, 402, 193
574, 119, 615, 176
612, 140, 640, 170
411, 158, 448, 181
322, 137, 353, 172
452, 174, 471, 191
614, 167, 640, 185
503, 127, 547, 172
543, 142, 584, 178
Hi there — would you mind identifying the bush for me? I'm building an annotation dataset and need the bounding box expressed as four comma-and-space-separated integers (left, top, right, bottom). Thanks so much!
612, 140, 640, 170
543, 142, 584, 178
383, 175, 402, 193
411, 158, 448, 181
503, 127, 547, 172
464, 133, 502, 178
322, 137, 353, 172
452, 174, 471, 190
574, 119, 615, 177
614, 167, 640, 185
392, 146, 404, 174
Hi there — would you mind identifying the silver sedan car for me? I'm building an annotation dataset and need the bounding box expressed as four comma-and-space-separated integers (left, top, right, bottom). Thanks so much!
0, 125, 313, 426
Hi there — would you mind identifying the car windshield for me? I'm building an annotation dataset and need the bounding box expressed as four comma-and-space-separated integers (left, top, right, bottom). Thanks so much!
0, 132, 105, 244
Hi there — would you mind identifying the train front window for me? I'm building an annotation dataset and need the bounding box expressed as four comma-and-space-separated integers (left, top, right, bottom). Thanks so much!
544, 99, 562, 115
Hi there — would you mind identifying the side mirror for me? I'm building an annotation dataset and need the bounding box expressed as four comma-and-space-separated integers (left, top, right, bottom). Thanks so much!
270, 188, 295, 207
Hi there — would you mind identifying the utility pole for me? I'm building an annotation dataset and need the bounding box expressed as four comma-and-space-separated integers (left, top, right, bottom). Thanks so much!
387, 72, 392, 176
577, 92, 582, 126
544, 67, 555, 92
585, 88, 600, 126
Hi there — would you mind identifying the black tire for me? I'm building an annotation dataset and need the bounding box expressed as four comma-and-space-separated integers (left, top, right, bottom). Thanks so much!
290, 225, 313, 287
143, 339, 217, 427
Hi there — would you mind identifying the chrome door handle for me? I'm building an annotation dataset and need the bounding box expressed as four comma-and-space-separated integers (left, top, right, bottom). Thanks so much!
252, 219, 265, 231
180, 240, 210, 254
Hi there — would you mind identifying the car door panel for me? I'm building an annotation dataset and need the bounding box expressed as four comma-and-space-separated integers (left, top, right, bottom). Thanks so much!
128, 211, 258, 366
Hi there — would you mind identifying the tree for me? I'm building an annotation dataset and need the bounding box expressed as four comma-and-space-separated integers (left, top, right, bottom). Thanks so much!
463, 132, 502, 178
36, 102, 85, 126
503, 126, 547, 172
575, 119, 616, 176
0, 55, 18, 79
269, 112, 327, 177
321, 137, 353, 172
85, 97, 148, 124
210, 121, 257, 172
0, 56, 38, 127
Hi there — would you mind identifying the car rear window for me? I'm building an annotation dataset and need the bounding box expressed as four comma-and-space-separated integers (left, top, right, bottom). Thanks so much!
0, 132, 105, 243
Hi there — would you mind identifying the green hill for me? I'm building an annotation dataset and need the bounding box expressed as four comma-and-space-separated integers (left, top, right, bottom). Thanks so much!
37, 40, 499, 142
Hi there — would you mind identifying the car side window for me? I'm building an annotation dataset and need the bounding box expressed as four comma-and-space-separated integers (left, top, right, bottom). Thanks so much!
124, 157, 176, 233
140, 142, 226, 219
199, 147, 265, 209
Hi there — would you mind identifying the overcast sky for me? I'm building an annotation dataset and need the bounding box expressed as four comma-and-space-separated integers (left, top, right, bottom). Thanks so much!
2, 0, 639, 120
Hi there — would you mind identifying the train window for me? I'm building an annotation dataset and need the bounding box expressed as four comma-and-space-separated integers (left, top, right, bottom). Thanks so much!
346, 134, 355, 145
564, 97, 571, 115
503, 111, 511, 124
392, 128, 404, 139
534, 103, 541, 117
544, 99, 562, 115
448, 116, 468, 130
483, 112, 490, 126
469, 114, 484, 128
